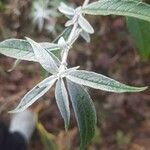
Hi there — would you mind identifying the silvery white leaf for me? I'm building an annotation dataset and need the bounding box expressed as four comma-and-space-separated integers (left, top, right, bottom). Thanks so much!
40, 42, 62, 60
80, 30, 91, 43
58, 37, 68, 50
78, 15, 94, 34
62, 66, 80, 77
55, 78, 70, 130
9, 75, 57, 113
26, 37, 58, 74
70, 28, 82, 45
40, 42, 58, 51
41, 42, 61, 64
58, 2, 75, 16
0, 39, 37, 61
65, 19, 75, 27
66, 70, 147, 93
58, 37, 69, 58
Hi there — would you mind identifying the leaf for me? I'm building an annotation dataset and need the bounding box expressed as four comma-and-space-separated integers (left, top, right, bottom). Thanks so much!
80, 30, 91, 43
78, 15, 94, 34
0, 39, 61, 61
55, 78, 70, 130
0, 39, 37, 61
9, 75, 57, 113
66, 70, 147, 93
53, 27, 72, 43
58, 2, 75, 16
67, 80, 96, 150
127, 17, 150, 61
37, 122, 58, 150
26, 37, 59, 74
39, 42, 61, 60
83, 0, 150, 22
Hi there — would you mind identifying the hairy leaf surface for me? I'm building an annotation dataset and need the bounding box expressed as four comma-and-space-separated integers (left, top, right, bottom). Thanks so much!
9, 76, 57, 113
0, 39, 61, 61
66, 70, 147, 93
26, 37, 58, 74
55, 78, 70, 130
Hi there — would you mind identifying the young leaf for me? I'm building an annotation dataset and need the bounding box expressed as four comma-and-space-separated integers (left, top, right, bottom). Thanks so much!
0, 39, 61, 61
80, 30, 91, 43
66, 70, 147, 93
78, 15, 94, 34
55, 78, 70, 130
83, 0, 150, 22
9, 75, 57, 113
67, 80, 96, 150
58, 2, 75, 16
127, 17, 150, 61
26, 37, 59, 74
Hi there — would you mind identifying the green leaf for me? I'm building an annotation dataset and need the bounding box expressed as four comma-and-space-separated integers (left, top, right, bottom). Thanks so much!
67, 80, 96, 150
83, 0, 150, 22
9, 75, 57, 113
53, 26, 72, 43
66, 70, 147, 93
37, 122, 58, 150
26, 37, 59, 74
0, 39, 61, 61
55, 78, 70, 130
127, 17, 150, 60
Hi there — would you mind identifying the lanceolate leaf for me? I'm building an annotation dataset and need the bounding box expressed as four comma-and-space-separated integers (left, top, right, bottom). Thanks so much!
0, 39, 37, 61
83, 0, 150, 22
58, 2, 75, 16
67, 80, 96, 150
9, 75, 57, 113
127, 17, 150, 60
55, 78, 70, 130
0, 39, 61, 61
78, 15, 94, 34
26, 37, 58, 74
66, 70, 147, 93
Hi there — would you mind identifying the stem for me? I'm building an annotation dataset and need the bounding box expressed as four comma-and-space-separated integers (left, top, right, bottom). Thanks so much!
83, 0, 90, 7
67, 23, 78, 44
59, 0, 90, 72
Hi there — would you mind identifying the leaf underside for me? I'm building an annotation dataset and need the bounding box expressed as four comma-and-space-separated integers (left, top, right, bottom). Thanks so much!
26, 37, 58, 74
55, 78, 70, 130
0, 39, 61, 61
9, 76, 57, 113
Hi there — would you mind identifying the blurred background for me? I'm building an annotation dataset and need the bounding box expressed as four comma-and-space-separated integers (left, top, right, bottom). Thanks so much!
0, 0, 150, 149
